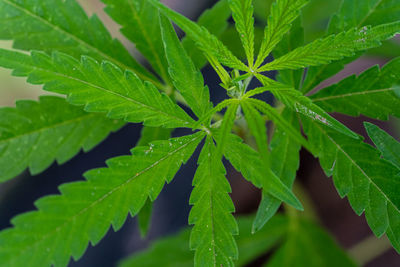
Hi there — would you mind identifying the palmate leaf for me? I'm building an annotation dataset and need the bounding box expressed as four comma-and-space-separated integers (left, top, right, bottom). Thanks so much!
0, 0, 157, 85
302, 118, 400, 252
148, 0, 248, 72
0, 133, 204, 267
181, 0, 231, 69
302, 0, 400, 93
311, 57, 400, 120
253, 109, 301, 232
0, 96, 123, 182
159, 14, 211, 118
266, 219, 356, 267
258, 21, 400, 72
254, 0, 309, 68
228, 0, 255, 66
365, 123, 400, 169
0, 49, 195, 128
189, 137, 238, 267
119, 215, 289, 267
101, 0, 170, 84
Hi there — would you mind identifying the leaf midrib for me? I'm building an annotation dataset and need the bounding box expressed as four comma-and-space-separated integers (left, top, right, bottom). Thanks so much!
25, 62, 194, 126
311, 87, 395, 102
319, 124, 400, 215
7, 133, 203, 265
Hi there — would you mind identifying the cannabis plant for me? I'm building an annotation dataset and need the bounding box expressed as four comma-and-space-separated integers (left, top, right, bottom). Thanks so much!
0, 0, 399, 266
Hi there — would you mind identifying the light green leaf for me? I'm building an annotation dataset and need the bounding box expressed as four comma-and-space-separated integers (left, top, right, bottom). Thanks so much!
0, 133, 204, 266
303, 118, 400, 252
255, 0, 309, 68
236, 102, 303, 210
266, 219, 356, 267
101, 0, 170, 84
311, 57, 400, 120
255, 78, 359, 139
215, 103, 239, 158
364, 122, 400, 169
228, 0, 255, 66
182, 0, 231, 69
148, 0, 248, 71
0, 49, 195, 128
258, 21, 400, 72
253, 109, 301, 232
189, 137, 238, 267
0, 96, 123, 182
119, 215, 289, 267
0, 0, 157, 86
159, 14, 211, 118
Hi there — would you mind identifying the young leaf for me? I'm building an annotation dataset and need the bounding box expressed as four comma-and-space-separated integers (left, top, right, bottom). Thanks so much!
303, 118, 400, 252
256, 80, 359, 139
237, 102, 303, 210
266, 219, 356, 267
364, 122, 400, 168
159, 14, 211, 118
254, 0, 309, 68
119, 215, 289, 267
182, 0, 231, 69
0, 49, 195, 128
0, 0, 156, 85
148, 0, 248, 71
0, 133, 204, 267
253, 109, 301, 232
0, 96, 123, 182
215, 103, 239, 158
228, 0, 255, 66
258, 21, 400, 72
189, 137, 238, 267
311, 58, 400, 120
101, 0, 171, 84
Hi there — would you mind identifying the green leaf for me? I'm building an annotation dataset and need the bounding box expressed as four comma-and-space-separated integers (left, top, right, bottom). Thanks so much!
0, 96, 123, 183
266, 219, 356, 267
119, 215, 289, 267
310, 57, 400, 120
101, 0, 170, 84
0, 133, 204, 266
189, 137, 238, 267
0, 49, 195, 128
159, 14, 211, 118
245, 98, 311, 151
302, 0, 400, 94
0, 0, 157, 85
303, 118, 400, 252
136, 126, 173, 238
364, 122, 400, 169
215, 103, 239, 159
256, 79, 359, 139
229, 103, 303, 210
182, 0, 231, 69
228, 0, 255, 66
255, 0, 309, 68
148, 0, 248, 71
258, 21, 400, 72
253, 109, 301, 232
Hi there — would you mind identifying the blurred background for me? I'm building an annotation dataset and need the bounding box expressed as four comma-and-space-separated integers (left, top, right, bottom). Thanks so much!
0, 0, 399, 266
